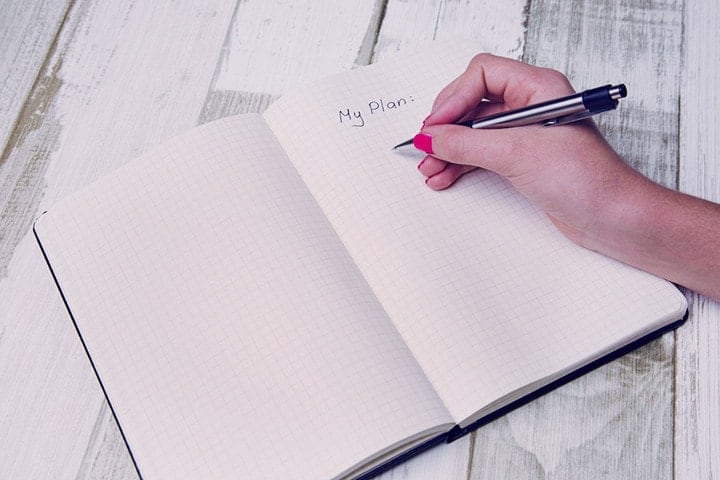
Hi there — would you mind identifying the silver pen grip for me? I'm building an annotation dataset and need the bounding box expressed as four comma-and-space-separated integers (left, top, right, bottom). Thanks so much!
468, 96, 586, 128
467, 84, 626, 129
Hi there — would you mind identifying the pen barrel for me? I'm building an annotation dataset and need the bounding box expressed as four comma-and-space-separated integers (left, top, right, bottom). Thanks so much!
468, 95, 585, 129
467, 84, 626, 129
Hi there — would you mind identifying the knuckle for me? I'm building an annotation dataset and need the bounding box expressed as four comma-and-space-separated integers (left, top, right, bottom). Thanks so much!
541, 67, 569, 83
535, 67, 574, 94
470, 52, 493, 65
467, 52, 494, 73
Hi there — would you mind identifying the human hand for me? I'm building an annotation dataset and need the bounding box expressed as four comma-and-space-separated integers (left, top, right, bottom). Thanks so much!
414, 53, 720, 300
414, 53, 648, 247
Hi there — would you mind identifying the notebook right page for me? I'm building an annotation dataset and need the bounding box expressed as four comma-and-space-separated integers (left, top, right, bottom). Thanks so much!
264, 41, 687, 424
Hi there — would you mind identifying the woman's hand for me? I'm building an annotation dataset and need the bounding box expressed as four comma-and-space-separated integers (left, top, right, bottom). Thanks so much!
414, 53, 720, 300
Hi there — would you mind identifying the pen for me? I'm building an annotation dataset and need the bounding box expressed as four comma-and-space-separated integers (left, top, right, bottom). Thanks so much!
392, 84, 627, 149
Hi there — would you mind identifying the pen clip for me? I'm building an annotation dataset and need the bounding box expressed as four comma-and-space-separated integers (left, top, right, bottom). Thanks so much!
545, 99, 619, 126
544, 110, 595, 126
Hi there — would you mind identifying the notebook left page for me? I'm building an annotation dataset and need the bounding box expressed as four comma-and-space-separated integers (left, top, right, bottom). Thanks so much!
34, 115, 453, 479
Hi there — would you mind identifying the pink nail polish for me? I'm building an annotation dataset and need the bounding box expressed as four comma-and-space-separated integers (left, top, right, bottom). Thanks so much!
413, 133, 433, 154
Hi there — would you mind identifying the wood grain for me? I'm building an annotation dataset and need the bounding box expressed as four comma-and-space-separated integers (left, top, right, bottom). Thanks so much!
524, 0, 683, 187
199, 0, 384, 122
1, 0, 718, 479
675, 1, 720, 478
470, 338, 674, 479
373, 0, 527, 61
467, 0, 685, 478
0, 1, 237, 478
0, 0, 70, 162
0, 0, 70, 277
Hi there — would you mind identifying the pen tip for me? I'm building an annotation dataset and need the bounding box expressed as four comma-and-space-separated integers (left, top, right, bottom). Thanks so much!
392, 138, 414, 150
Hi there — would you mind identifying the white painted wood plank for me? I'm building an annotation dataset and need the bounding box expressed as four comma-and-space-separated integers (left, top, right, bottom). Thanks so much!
373, 1, 529, 478
374, 0, 527, 61
0, 0, 70, 154
211, 1, 380, 96
525, 0, 683, 187
675, 298, 720, 480
3, 2, 701, 480
198, 0, 389, 125
676, 0, 720, 478
374, 436, 472, 480
485, 1, 684, 478
73, 403, 137, 480
199, 0, 386, 125
470, 338, 674, 479
0, 1, 237, 478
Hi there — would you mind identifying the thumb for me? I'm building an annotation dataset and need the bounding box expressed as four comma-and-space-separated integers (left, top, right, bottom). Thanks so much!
413, 124, 532, 177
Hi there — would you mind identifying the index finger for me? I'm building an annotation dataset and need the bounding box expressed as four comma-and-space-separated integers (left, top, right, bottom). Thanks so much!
424, 53, 576, 126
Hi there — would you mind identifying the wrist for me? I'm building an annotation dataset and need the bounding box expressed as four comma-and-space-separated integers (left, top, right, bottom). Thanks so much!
578, 164, 661, 263
582, 170, 720, 298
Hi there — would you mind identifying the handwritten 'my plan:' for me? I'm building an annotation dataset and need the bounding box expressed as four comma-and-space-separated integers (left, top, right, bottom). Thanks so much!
338, 95, 416, 127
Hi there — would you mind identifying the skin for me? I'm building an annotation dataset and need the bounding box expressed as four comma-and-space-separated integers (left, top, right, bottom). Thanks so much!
415, 53, 720, 300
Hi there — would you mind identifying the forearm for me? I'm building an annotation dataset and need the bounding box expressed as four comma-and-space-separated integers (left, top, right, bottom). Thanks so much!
586, 174, 720, 299
415, 53, 720, 299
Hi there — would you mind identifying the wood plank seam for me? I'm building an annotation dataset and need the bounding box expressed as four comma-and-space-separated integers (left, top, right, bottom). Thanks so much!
356, 0, 389, 66
197, 0, 243, 124
0, 0, 75, 170
465, 431, 477, 480
0, 0, 77, 279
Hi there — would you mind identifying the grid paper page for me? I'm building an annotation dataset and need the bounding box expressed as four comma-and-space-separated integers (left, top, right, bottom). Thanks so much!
264, 41, 687, 424
35, 115, 454, 479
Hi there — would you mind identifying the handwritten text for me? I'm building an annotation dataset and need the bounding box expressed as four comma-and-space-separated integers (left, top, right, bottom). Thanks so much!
338, 96, 414, 127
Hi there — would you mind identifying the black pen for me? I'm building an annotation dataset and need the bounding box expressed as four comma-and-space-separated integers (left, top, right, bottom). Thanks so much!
392, 84, 627, 149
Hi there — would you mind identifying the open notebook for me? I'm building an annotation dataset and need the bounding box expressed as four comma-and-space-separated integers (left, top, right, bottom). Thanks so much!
34, 41, 687, 480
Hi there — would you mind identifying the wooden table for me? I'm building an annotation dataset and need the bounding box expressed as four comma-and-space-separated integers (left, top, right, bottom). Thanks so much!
1, 1, 718, 478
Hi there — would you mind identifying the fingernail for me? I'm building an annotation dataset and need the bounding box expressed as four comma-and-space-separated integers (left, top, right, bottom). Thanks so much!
417, 157, 426, 170
413, 133, 433, 154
